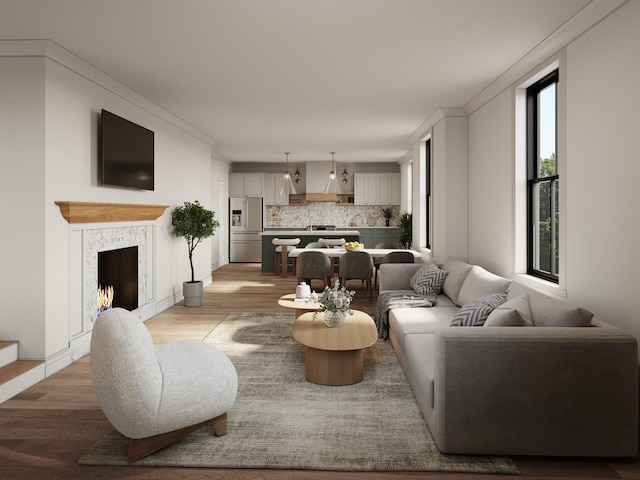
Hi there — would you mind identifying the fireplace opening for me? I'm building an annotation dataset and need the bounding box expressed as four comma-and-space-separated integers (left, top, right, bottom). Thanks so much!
98, 246, 138, 312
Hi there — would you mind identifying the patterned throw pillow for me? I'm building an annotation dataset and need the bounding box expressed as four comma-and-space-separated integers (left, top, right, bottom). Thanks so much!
450, 293, 507, 326
410, 263, 449, 296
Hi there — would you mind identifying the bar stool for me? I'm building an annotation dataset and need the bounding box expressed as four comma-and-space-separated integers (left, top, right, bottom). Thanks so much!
318, 238, 346, 276
272, 238, 300, 278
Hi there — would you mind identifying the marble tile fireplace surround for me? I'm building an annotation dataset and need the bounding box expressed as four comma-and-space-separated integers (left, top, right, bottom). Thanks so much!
55, 202, 169, 360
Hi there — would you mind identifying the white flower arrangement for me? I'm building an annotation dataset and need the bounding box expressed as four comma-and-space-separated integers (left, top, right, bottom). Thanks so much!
308, 279, 355, 322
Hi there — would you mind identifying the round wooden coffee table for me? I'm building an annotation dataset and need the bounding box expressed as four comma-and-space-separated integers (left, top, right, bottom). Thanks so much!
292, 310, 377, 386
278, 293, 320, 319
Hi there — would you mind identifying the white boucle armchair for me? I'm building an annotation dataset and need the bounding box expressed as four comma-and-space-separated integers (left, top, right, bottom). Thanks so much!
90, 307, 238, 462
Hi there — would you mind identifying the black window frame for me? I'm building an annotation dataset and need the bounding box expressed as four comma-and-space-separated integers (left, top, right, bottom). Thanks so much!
526, 69, 559, 283
423, 138, 431, 250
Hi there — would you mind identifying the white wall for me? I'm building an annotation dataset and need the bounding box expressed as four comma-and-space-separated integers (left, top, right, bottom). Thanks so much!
465, 1, 640, 344
430, 114, 468, 265
0, 57, 47, 359
563, 0, 640, 337
0, 46, 215, 370
467, 89, 513, 277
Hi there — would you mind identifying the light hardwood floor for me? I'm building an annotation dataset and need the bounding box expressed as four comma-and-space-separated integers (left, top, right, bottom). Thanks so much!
0, 263, 638, 479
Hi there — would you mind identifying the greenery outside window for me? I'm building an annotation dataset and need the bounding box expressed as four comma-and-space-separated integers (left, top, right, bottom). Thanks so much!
527, 70, 559, 283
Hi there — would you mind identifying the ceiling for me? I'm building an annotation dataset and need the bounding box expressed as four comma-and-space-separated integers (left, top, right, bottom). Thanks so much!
0, 0, 595, 163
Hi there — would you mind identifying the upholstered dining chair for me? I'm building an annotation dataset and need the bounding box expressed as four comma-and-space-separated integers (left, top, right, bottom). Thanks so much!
372, 242, 400, 286
338, 250, 374, 303
318, 238, 346, 275
305, 241, 328, 248
90, 308, 238, 462
296, 250, 332, 290
374, 250, 415, 288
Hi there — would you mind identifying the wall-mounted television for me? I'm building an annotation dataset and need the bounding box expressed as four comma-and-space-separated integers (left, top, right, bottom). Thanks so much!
100, 109, 154, 191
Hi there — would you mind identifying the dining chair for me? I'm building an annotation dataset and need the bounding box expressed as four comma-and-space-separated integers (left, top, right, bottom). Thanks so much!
372, 242, 400, 285
296, 250, 332, 290
338, 250, 374, 303
374, 250, 415, 288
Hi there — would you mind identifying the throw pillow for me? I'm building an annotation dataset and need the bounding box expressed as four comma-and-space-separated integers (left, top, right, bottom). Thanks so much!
441, 257, 473, 305
484, 293, 534, 327
450, 293, 507, 327
410, 263, 449, 296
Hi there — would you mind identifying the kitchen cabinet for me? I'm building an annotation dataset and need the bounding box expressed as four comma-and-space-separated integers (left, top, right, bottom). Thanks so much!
229, 173, 264, 197
354, 173, 400, 205
264, 174, 289, 205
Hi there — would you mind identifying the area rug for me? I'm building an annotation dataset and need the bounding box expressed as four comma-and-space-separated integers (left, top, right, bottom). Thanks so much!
79, 312, 519, 474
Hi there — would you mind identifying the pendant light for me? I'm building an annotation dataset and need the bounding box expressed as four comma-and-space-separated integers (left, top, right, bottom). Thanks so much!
279, 152, 297, 195
323, 152, 341, 194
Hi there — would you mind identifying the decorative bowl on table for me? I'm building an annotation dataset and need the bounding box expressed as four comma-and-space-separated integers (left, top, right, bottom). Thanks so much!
344, 241, 365, 251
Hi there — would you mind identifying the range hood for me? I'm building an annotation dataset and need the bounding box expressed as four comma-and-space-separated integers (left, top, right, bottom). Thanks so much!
305, 162, 338, 201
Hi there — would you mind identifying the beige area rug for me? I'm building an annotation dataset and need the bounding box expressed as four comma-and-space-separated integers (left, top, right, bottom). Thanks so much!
79, 312, 519, 474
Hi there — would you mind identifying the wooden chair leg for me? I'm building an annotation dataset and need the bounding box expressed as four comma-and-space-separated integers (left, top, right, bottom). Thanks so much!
127, 412, 228, 462
274, 251, 281, 276
210, 412, 228, 436
281, 245, 288, 278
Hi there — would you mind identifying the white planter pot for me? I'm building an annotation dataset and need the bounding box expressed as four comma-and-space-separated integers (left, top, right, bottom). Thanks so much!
183, 281, 203, 307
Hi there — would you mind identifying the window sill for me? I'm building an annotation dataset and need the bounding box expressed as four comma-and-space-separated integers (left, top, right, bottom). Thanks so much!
418, 247, 434, 263
512, 273, 566, 299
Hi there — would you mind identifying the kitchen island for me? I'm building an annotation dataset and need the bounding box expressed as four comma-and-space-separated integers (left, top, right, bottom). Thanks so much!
259, 230, 360, 274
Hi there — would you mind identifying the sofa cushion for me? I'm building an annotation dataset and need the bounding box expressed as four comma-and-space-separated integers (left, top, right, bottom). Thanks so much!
410, 263, 449, 295
450, 293, 507, 326
508, 282, 593, 327
441, 257, 473, 306
456, 266, 511, 307
389, 304, 458, 350
484, 293, 534, 326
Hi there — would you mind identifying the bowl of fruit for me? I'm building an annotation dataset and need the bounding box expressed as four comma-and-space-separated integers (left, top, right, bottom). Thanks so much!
344, 241, 365, 251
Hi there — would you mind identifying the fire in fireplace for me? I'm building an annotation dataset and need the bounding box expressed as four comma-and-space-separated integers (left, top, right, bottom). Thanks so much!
98, 246, 139, 312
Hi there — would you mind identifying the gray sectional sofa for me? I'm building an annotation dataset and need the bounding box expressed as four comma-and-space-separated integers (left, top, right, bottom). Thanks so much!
377, 256, 638, 457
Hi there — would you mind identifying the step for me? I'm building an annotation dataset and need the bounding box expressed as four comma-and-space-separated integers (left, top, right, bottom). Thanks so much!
0, 359, 46, 404
0, 341, 19, 369
0, 342, 46, 404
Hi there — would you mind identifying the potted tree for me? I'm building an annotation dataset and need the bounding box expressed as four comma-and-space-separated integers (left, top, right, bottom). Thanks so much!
398, 212, 412, 248
171, 200, 220, 307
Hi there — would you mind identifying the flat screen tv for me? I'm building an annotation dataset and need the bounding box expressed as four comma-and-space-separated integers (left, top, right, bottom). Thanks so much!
100, 109, 154, 191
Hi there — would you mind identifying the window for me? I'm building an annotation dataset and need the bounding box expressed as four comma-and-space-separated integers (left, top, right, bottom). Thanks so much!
421, 138, 431, 250
527, 70, 559, 282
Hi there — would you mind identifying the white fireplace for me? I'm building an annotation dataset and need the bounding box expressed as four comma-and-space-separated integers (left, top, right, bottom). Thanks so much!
68, 222, 156, 360
56, 202, 169, 361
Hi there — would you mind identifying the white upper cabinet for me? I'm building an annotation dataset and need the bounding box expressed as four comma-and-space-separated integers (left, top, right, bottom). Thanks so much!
354, 173, 400, 205
229, 173, 264, 197
264, 173, 289, 205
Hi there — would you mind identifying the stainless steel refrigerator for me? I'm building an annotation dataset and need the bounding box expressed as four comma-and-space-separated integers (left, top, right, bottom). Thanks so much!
229, 197, 263, 262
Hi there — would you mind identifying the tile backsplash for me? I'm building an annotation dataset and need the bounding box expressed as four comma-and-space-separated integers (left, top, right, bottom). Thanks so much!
266, 203, 400, 228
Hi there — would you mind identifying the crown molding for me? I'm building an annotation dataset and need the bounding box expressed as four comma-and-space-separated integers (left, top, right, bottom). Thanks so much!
407, 108, 466, 145
0, 39, 216, 146
462, 0, 628, 115
407, 0, 628, 146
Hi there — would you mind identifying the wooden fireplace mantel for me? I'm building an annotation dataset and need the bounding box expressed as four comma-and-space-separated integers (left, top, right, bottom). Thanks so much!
55, 201, 170, 224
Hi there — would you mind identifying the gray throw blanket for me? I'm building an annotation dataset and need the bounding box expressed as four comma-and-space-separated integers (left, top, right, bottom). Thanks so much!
374, 290, 437, 339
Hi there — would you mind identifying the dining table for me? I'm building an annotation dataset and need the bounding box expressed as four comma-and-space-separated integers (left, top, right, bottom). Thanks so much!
287, 247, 422, 259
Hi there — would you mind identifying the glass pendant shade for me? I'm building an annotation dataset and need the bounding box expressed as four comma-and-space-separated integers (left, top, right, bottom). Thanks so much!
279, 152, 297, 195
323, 152, 341, 194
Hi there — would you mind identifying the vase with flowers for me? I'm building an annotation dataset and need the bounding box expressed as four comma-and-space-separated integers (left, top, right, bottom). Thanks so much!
308, 280, 356, 327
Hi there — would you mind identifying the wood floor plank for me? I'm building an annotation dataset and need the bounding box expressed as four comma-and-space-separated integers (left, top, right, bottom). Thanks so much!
0, 263, 637, 480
